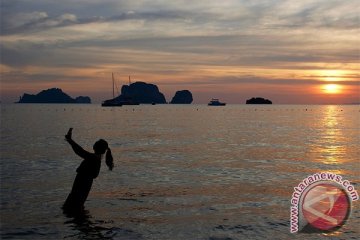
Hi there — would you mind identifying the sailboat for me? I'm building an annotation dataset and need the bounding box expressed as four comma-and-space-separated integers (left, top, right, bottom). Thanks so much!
101, 74, 140, 106
101, 73, 122, 107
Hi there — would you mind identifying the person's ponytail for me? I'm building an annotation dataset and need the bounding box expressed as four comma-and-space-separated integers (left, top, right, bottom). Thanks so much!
105, 148, 114, 171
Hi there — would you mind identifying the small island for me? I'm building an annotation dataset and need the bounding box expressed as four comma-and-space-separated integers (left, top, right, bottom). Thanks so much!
121, 82, 166, 104
246, 97, 272, 104
170, 90, 193, 104
17, 88, 91, 104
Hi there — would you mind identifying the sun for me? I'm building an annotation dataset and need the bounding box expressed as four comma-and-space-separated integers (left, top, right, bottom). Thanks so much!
316, 70, 344, 94
322, 84, 342, 94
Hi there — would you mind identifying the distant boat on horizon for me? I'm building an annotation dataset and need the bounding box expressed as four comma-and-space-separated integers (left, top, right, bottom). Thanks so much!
208, 98, 226, 106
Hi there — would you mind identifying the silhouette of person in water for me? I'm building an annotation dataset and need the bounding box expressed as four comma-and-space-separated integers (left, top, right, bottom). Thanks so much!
63, 128, 114, 213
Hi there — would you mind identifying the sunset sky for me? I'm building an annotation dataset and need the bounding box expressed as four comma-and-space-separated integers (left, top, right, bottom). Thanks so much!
1, 0, 359, 104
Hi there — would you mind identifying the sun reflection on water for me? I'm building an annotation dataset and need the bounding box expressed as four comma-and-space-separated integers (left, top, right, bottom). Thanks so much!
312, 106, 347, 165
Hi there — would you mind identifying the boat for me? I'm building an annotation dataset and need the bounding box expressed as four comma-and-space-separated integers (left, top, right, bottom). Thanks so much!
102, 74, 141, 106
101, 73, 123, 107
101, 99, 123, 107
118, 96, 140, 105
208, 98, 226, 106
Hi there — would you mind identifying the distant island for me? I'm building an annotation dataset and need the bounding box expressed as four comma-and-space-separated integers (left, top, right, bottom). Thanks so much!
170, 90, 193, 104
246, 97, 272, 104
17, 88, 91, 104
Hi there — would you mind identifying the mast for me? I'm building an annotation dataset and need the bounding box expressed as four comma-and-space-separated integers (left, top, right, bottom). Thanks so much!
112, 73, 115, 98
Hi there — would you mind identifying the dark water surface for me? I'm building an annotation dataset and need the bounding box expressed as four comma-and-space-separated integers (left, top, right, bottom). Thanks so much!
1, 104, 359, 239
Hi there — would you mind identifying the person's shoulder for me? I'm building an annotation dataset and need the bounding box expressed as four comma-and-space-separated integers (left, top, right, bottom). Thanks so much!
88, 153, 101, 161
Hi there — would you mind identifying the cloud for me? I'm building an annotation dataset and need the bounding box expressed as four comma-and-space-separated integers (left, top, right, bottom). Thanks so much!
1, 8, 190, 35
2, 0, 359, 33
158, 75, 360, 87
1, 11, 78, 35
2, 1, 359, 41
9, 11, 49, 28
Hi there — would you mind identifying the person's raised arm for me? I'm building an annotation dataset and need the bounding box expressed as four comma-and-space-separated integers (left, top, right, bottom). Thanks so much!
65, 128, 92, 159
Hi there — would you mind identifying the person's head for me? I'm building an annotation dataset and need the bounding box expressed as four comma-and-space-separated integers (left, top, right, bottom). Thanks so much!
93, 139, 108, 154
93, 139, 114, 170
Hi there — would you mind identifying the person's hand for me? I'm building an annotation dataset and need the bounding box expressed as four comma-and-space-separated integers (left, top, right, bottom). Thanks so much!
65, 128, 73, 141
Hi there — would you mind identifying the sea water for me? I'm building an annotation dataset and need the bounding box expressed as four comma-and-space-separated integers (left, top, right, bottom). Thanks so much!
1, 104, 359, 239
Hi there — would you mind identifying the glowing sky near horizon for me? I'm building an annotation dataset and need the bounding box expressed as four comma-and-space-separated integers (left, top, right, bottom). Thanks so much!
1, 0, 359, 104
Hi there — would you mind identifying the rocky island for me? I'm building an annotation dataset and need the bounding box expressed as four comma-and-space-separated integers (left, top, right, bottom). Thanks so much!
105, 81, 167, 105
17, 88, 91, 104
246, 97, 272, 104
170, 90, 193, 104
